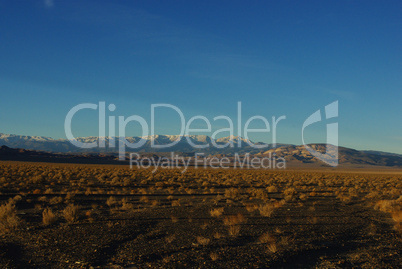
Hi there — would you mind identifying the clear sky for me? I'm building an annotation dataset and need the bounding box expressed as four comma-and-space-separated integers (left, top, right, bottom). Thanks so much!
0, 0, 401, 153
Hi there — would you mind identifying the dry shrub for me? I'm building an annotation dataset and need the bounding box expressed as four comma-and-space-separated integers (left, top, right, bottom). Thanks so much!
49, 196, 63, 205
225, 188, 240, 200
85, 210, 95, 222
309, 191, 317, 197
283, 187, 297, 196
63, 204, 79, 223
228, 225, 241, 237
392, 210, 402, 223
42, 208, 57, 226
106, 196, 118, 207
214, 232, 224, 239
259, 203, 275, 217
245, 203, 259, 213
299, 193, 308, 201
374, 200, 399, 213
210, 207, 224, 218
33, 189, 41, 194
223, 213, 245, 237
267, 186, 278, 193
121, 198, 134, 210
394, 222, 402, 233
365, 191, 379, 200
0, 200, 20, 233
279, 236, 291, 247
275, 227, 283, 234
266, 242, 278, 253
223, 213, 246, 226
338, 194, 352, 203
274, 200, 285, 208
389, 188, 401, 198
139, 196, 149, 204
255, 189, 269, 200
259, 232, 275, 244
210, 252, 219, 261
12, 195, 22, 202
392, 210, 402, 232
171, 200, 181, 207
151, 199, 160, 207
373, 198, 402, 232
65, 192, 75, 201
38, 196, 48, 202
196, 236, 210, 246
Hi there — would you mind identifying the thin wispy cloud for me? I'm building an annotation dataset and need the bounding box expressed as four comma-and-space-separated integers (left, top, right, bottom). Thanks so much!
44, 0, 54, 9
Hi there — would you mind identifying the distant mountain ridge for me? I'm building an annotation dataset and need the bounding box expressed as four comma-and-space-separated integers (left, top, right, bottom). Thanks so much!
258, 144, 402, 167
0, 133, 401, 167
0, 133, 287, 154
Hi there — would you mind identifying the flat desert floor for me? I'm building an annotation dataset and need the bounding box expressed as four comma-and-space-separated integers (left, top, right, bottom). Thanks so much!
0, 161, 401, 268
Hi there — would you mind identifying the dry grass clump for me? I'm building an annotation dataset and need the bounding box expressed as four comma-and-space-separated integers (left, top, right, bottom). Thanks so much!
121, 198, 134, 210
267, 186, 278, 193
266, 242, 278, 253
214, 232, 224, 239
365, 191, 379, 200
259, 203, 275, 217
49, 196, 63, 205
374, 200, 399, 213
259, 232, 290, 254
210, 252, 219, 261
106, 196, 118, 207
223, 213, 245, 237
0, 200, 20, 233
279, 236, 291, 247
42, 208, 57, 226
258, 232, 281, 254
151, 199, 160, 207
196, 236, 210, 246
210, 207, 224, 218
140, 196, 149, 204
258, 232, 275, 244
374, 197, 402, 232
299, 193, 308, 201
63, 204, 79, 223
171, 199, 181, 207
228, 225, 241, 237
225, 188, 241, 200
283, 187, 297, 201
258, 200, 283, 217
223, 213, 246, 226
392, 210, 402, 232
337, 193, 352, 203
392, 210, 402, 223
245, 203, 259, 213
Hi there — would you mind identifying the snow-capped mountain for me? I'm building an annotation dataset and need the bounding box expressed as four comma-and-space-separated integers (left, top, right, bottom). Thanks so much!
1, 133, 401, 167
0, 133, 283, 154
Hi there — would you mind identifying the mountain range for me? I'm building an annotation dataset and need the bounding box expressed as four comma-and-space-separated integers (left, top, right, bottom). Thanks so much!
0, 133, 401, 167
0, 133, 287, 154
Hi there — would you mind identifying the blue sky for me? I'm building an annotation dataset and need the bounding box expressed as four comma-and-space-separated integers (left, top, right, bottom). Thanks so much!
0, 0, 401, 153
